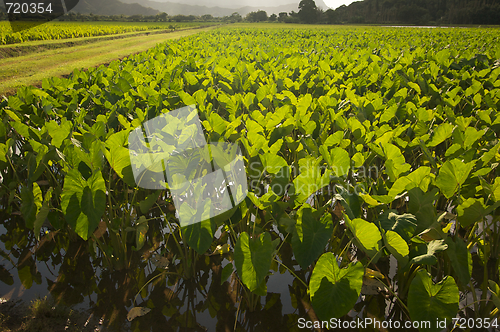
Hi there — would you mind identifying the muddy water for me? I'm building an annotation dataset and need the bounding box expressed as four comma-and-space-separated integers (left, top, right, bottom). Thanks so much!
0, 211, 306, 331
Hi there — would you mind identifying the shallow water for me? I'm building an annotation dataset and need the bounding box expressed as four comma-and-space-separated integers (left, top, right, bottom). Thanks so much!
0, 211, 310, 331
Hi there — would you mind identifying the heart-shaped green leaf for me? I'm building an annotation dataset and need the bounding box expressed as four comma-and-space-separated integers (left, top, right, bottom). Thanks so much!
345, 216, 383, 261
61, 169, 106, 240
436, 159, 474, 199
408, 270, 459, 332
292, 206, 333, 269
384, 230, 409, 265
234, 232, 276, 293
21, 183, 42, 229
182, 214, 216, 255
309, 253, 364, 320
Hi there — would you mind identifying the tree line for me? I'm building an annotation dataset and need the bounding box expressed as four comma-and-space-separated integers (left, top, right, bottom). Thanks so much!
247, 0, 500, 25
325, 0, 500, 25
0, 11, 243, 23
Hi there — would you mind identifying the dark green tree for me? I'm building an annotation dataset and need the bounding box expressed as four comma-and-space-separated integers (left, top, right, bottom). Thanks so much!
158, 12, 168, 22
325, 8, 336, 24
298, 0, 318, 23
230, 12, 243, 22
246, 10, 268, 22
278, 12, 288, 22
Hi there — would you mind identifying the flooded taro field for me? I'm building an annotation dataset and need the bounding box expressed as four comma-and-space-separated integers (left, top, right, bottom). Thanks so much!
1, 26, 500, 331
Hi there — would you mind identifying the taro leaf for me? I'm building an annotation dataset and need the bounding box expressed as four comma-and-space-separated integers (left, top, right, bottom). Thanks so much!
417, 217, 448, 242
436, 159, 475, 199
384, 230, 409, 265
334, 193, 361, 220
127, 307, 151, 321
408, 187, 439, 234
78, 161, 92, 180
47, 210, 64, 230
488, 281, 500, 310
410, 240, 448, 265
309, 253, 364, 320
61, 169, 106, 240
105, 129, 130, 149
291, 207, 333, 269
388, 166, 431, 197
245, 132, 267, 157
21, 183, 42, 229
408, 271, 459, 332
492, 177, 500, 202
34, 188, 53, 240
253, 278, 268, 296
0, 143, 7, 166
345, 216, 383, 261
79, 138, 104, 171
182, 215, 216, 255
221, 263, 233, 285
234, 232, 276, 293
139, 192, 161, 214
104, 146, 136, 187
445, 237, 472, 286
435, 49, 451, 66
456, 197, 486, 228
135, 216, 149, 251
0, 265, 13, 285
18, 265, 33, 289
463, 127, 485, 149
427, 123, 454, 147
378, 210, 417, 242
321, 147, 350, 177
46, 120, 72, 148
330, 147, 350, 177
380, 143, 411, 181
292, 157, 332, 205
269, 166, 290, 196
260, 153, 288, 174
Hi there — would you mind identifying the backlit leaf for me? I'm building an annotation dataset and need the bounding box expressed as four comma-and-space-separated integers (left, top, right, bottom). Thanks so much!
309, 253, 364, 320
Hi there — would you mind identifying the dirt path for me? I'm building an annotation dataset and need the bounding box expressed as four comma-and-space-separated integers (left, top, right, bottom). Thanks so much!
0, 26, 218, 96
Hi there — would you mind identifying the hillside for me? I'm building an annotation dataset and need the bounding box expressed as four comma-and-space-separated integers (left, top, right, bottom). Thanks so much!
328, 0, 500, 25
117, 0, 305, 17
163, 0, 302, 9
69, 0, 159, 15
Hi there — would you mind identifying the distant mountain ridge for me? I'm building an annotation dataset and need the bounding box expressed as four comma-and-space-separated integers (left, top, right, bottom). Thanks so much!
70, 0, 160, 15
163, 0, 300, 9
118, 0, 307, 16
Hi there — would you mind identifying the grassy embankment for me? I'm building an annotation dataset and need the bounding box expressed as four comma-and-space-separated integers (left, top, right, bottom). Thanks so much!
0, 23, 220, 96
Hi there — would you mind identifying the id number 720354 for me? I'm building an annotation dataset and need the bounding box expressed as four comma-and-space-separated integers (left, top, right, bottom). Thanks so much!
452, 318, 498, 329
5, 2, 53, 14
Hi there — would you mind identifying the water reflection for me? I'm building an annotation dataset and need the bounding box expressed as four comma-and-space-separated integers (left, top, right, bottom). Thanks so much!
3, 202, 475, 331
0, 209, 312, 331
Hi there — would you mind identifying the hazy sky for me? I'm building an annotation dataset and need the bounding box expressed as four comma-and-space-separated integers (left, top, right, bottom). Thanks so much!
322, 0, 356, 9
